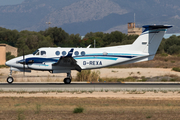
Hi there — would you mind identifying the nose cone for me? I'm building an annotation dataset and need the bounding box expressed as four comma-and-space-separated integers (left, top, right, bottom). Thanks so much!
5, 60, 12, 67
5, 55, 32, 68
5, 57, 19, 67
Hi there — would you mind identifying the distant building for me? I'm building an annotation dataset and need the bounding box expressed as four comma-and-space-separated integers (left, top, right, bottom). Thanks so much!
0, 44, 18, 65
127, 22, 142, 36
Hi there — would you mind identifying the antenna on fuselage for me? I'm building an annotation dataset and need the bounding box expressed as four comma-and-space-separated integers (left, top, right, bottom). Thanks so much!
87, 44, 91, 48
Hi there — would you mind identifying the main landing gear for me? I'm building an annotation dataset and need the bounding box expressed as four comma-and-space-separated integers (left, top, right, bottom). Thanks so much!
63, 73, 72, 84
7, 70, 14, 84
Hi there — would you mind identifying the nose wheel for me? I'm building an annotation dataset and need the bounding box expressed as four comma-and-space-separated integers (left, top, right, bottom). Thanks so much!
7, 69, 14, 84
7, 77, 14, 84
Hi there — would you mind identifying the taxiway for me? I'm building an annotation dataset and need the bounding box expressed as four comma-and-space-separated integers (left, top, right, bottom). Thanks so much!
0, 83, 180, 91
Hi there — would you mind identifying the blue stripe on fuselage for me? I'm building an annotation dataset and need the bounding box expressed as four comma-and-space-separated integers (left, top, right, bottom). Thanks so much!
24, 54, 140, 64
74, 57, 118, 60
86, 53, 142, 56
30, 63, 49, 66
25, 57, 59, 64
74, 55, 136, 59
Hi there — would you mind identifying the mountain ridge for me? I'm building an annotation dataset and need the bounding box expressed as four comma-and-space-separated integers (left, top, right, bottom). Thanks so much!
0, 0, 179, 35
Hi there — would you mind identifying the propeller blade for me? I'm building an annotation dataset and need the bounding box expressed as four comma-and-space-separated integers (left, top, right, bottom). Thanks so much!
23, 49, 25, 77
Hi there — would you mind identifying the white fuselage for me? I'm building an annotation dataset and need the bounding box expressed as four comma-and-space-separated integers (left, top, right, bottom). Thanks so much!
5, 46, 149, 72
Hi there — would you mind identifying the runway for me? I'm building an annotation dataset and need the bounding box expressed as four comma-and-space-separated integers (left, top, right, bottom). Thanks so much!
0, 83, 180, 91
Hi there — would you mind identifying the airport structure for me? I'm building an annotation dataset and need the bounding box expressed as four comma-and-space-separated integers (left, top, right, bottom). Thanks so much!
128, 22, 142, 36
0, 44, 17, 65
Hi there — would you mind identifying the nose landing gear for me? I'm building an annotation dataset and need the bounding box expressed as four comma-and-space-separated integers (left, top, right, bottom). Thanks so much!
7, 77, 14, 84
7, 70, 14, 84
63, 73, 72, 84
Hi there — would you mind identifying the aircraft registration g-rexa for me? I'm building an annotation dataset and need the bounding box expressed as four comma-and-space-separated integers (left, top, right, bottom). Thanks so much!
5, 25, 172, 84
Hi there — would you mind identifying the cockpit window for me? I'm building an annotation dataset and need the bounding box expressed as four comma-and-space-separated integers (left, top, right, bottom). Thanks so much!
36, 52, 39, 55
33, 50, 39, 55
41, 51, 46, 55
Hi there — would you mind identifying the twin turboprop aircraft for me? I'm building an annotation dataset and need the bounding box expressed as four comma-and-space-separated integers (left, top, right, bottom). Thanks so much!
5, 25, 172, 84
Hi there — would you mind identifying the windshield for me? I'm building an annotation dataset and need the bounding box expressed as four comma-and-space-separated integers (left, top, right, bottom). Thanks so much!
33, 50, 39, 55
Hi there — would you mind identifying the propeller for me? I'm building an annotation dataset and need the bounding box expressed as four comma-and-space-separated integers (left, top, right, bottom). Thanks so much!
17, 49, 34, 76
23, 49, 25, 77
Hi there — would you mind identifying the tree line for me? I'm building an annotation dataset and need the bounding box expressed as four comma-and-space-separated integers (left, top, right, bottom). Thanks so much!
0, 27, 179, 59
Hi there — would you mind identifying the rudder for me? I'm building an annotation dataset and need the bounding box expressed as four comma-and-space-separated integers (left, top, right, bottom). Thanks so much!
131, 25, 172, 55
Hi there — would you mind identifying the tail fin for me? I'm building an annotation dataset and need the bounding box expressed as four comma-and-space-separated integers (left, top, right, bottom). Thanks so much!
131, 25, 172, 55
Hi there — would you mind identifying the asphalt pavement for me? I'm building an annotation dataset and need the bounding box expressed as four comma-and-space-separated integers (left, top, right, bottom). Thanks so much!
0, 82, 180, 91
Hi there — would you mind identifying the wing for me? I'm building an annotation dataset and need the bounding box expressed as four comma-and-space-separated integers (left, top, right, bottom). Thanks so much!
52, 49, 81, 72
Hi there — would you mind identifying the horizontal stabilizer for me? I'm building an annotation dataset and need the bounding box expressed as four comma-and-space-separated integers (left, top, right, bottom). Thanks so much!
143, 25, 172, 32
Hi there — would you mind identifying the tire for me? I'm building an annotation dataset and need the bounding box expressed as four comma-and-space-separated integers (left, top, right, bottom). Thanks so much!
64, 78, 71, 84
7, 77, 14, 84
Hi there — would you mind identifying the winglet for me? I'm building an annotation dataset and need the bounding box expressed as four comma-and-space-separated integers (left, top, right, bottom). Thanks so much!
66, 49, 74, 57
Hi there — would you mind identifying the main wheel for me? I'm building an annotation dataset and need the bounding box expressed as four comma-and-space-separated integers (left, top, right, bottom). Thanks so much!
64, 78, 71, 84
7, 77, 14, 84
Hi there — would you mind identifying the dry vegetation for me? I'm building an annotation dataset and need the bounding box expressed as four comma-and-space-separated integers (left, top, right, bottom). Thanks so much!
100, 74, 180, 82
111, 55, 180, 68
75, 70, 100, 82
1, 54, 180, 119
1, 97, 180, 120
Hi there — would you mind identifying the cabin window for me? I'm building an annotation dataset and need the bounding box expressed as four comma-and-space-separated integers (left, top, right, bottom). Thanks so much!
41, 51, 46, 55
81, 51, 85, 56
55, 51, 60, 56
74, 51, 79, 56
62, 51, 66, 56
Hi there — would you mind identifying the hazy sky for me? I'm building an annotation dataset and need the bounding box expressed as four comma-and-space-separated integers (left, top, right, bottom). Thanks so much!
0, 0, 24, 6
